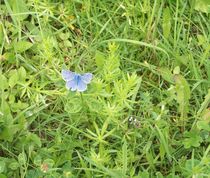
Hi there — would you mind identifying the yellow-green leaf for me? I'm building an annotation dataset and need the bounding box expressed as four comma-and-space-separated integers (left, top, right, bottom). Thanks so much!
162, 7, 171, 39
13, 41, 33, 53
194, 0, 210, 13
8, 0, 29, 21
174, 74, 191, 119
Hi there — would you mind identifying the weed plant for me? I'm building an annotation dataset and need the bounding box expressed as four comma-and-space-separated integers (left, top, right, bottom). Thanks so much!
0, 0, 210, 177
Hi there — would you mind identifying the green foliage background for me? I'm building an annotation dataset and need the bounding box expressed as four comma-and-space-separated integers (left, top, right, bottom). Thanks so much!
0, 0, 209, 177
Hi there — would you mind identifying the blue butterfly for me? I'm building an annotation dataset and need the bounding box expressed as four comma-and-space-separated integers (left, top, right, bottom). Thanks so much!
61, 70, 93, 92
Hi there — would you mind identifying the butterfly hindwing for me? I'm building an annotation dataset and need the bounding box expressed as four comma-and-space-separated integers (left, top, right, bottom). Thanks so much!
66, 80, 77, 91
77, 79, 87, 92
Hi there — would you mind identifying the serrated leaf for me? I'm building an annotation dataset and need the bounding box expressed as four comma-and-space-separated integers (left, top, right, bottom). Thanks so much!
43, 159, 55, 169
18, 152, 27, 165
8, 161, 19, 170
34, 155, 42, 166
13, 41, 33, 53
183, 130, 202, 149
122, 141, 128, 175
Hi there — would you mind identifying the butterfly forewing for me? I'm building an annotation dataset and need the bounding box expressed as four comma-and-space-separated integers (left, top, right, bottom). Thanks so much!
61, 70, 75, 81
81, 73, 93, 84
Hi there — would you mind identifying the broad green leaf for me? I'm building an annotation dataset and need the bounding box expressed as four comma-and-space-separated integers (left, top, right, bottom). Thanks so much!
197, 120, 210, 131
183, 130, 203, 148
197, 34, 206, 46
183, 159, 202, 177
162, 7, 171, 39
27, 133, 42, 147
11, 101, 29, 113
64, 40, 72, 47
59, 33, 70, 40
87, 98, 103, 113
65, 98, 82, 114
0, 124, 19, 142
25, 170, 43, 178
159, 143, 165, 161
175, 54, 190, 66
95, 51, 105, 69
156, 172, 164, 178
0, 174, 7, 178
43, 159, 55, 169
194, 0, 210, 13
174, 74, 191, 119
18, 66, 27, 81
8, 0, 29, 21
4, 52, 16, 64
0, 74, 8, 90
1, 101, 12, 119
0, 161, 5, 173
34, 155, 42, 166
13, 41, 33, 53
201, 109, 210, 121
173, 66, 180, 75
138, 171, 150, 178
8, 161, 19, 170
9, 69, 18, 88
157, 67, 174, 83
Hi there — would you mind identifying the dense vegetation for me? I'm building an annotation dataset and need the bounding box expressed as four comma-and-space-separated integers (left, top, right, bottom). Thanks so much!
0, 0, 209, 177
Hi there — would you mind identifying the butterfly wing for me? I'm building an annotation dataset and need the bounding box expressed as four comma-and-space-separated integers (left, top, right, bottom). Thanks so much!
76, 79, 87, 92
66, 80, 77, 91
61, 70, 75, 81
62, 70, 92, 92
81, 73, 93, 84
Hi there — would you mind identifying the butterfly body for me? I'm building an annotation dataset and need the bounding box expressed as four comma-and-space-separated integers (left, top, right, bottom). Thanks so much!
62, 70, 93, 92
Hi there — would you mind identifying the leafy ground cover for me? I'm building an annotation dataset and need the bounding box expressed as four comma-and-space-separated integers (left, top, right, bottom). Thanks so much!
0, 0, 210, 177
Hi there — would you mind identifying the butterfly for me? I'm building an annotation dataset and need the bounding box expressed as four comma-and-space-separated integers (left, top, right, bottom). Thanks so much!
61, 70, 93, 92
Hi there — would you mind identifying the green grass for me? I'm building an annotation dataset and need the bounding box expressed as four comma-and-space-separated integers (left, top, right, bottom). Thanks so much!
0, 0, 210, 177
